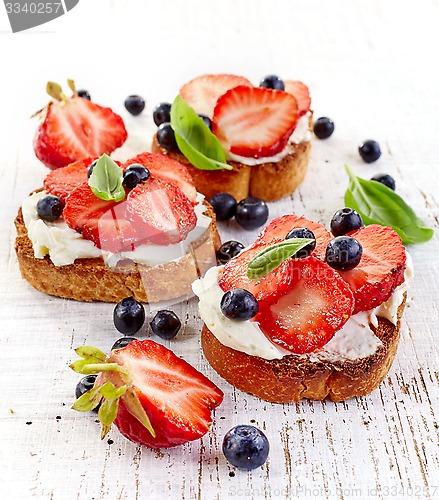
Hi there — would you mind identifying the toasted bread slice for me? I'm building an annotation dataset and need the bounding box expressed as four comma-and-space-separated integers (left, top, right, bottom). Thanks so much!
201, 296, 405, 403
15, 202, 220, 303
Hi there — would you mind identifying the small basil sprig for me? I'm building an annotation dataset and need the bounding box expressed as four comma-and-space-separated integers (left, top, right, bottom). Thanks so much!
89, 154, 125, 202
170, 95, 232, 171
344, 165, 433, 245
247, 238, 314, 279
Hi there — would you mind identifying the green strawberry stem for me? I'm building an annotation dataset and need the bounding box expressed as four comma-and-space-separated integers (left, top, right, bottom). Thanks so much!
46, 81, 68, 103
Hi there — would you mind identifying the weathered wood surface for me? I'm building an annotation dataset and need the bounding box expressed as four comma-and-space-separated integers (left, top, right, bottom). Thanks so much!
0, 0, 438, 498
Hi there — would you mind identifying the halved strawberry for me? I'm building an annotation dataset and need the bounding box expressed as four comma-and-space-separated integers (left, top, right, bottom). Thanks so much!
256, 256, 355, 354
71, 340, 224, 448
43, 157, 95, 202
33, 81, 127, 170
255, 215, 332, 260
180, 74, 252, 118
123, 152, 197, 202
212, 86, 299, 158
218, 243, 292, 304
336, 225, 406, 313
127, 177, 197, 245
283, 80, 311, 116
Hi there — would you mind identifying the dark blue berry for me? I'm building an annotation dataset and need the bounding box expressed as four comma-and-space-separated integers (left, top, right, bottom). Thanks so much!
153, 103, 172, 126
330, 208, 364, 237
235, 197, 269, 230
313, 117, 335, 139
371, 173, 395, 191
75, 375, 99, 413
199, 114, 212, 130
124, 95, 145, 116
157, 122, 178, 151
220, 289, 258, 321
217, 241, 245, 264
326, 236, 363, 271
123, 164, 150, 190
359, 140, 381, 163
37, 194, 64, 222
77, 89, 91, 101
209, 193, 237, 221
111, 337, 137, 350
259, 75, 285, 91
223, 425, 269, 471
150, 310, 181, 339
113, 297, 145, 335
285, 227, 316, 258
87, 159, 98, 178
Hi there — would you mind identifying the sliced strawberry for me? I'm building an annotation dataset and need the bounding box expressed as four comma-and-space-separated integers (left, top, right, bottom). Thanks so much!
255, 215, 332, 260
283, 80, 311, 116
123, 152, 197, 202
256, 256, 355, 354
212, 86, 299, 158
218, 243, 292, 304
127, 177, 197, 245
336, 225, 406, 313
34, 93, 127, 170
43, 157, 94, 202
180, 74, 252, 118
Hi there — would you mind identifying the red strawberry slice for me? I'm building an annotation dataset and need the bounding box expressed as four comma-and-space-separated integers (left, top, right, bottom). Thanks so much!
283, 80, 311, 116
212, 86, 299, 158
255, 215, 332, 260
43, 157, 95, 202
127, 177, 197, 245
123, 152, 197, 202
336, 225, 407, 313
256, 256, 355, 354
180, 74, 252, 118
218, 243, 292, 304
34, 94, 127, 170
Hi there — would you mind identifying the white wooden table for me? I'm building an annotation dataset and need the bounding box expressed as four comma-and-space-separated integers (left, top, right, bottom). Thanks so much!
1, 1, 438, 498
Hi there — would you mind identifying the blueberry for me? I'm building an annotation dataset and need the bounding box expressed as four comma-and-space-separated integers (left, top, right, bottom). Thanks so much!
359, 140, 381, 163
111, 337, 137, 350
37, 194, 64, 222
217, 241, 245, 264
123, 164, 150, 190
157, 122, 178, 151
75, 375, 99, 413
153, 103, 172, 126
285, 227, 316, 258
87, 159, 98, 178
313, 117, 335, 139
330, 208, 364, 237
235, 197, 269, 230
326, 236, 363, 271
259, 75, 285, 91
113, 297, 145, 335
124, 95, 146, 116
223, 425, 269, 471
220, 289, 258, 321
150, 310, 181, 339
209, 193, 237, 221
77, 89, 91, 101
198, 114, 212, 129
371, 173, 396, 191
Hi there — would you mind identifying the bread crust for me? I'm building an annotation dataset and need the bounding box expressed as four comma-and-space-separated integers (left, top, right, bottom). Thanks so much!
15, 202, 221, 303
151, 137, 311, 202
201, 297, 406, 403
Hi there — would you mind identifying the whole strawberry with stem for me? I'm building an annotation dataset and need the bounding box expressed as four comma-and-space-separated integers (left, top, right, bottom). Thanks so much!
33, 79, 127, 170
70, 340, 224, 448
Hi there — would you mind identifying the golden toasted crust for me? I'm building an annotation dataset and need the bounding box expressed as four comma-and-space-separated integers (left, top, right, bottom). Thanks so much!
15, 202, 221, 303
151, 138, 311, 202
201, 297, 405, 403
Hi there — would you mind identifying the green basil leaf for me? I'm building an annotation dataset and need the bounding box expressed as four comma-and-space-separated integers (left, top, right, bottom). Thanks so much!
89, 154, 126, 202
344, 165, 433, 245
170, 95, 232, 171
247, 238, 314, 279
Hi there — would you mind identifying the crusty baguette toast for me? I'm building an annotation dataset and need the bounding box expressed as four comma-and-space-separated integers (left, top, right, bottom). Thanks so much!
15, 202, 221, 303
151, 138, 311, 202
201, 296, 405, 403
